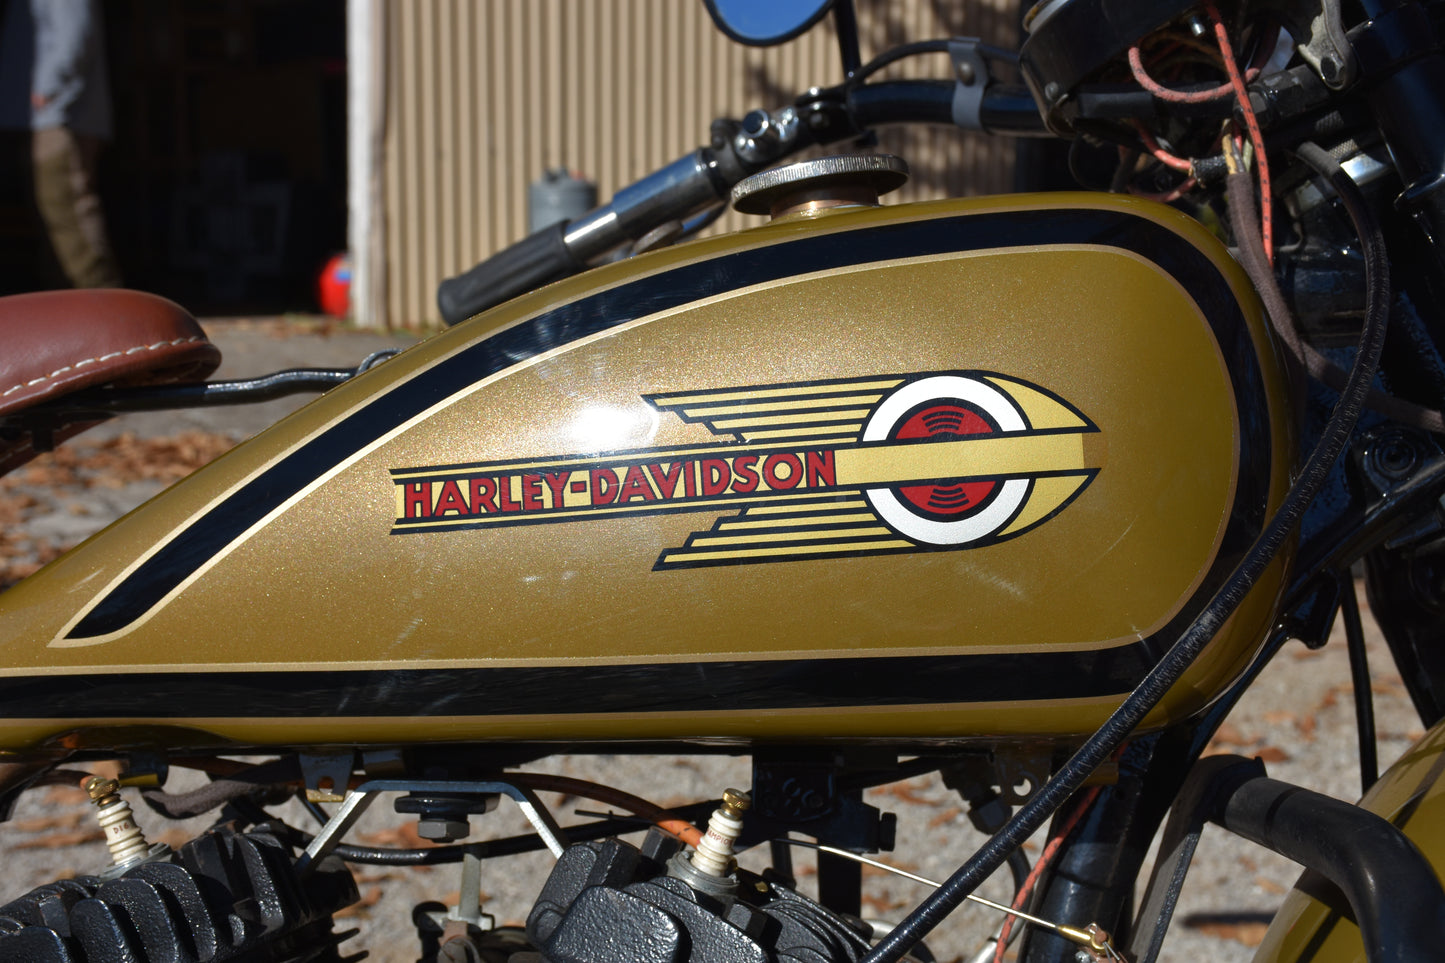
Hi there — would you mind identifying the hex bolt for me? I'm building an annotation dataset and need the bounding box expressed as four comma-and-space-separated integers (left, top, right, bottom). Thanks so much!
690, 788, 750, 877
85, 776, 151, 868
417, 817, 472, 843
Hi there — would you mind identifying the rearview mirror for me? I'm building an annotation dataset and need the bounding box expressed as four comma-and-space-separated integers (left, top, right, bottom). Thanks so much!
702, 0, 834, 46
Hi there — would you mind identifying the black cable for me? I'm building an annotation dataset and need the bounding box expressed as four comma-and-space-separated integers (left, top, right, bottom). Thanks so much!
1341, 581, 1380, 792
1006, 849, 1031, 895
863, 139, 1392, 963
849, 41, 951, 84
849, 39, 1018, 86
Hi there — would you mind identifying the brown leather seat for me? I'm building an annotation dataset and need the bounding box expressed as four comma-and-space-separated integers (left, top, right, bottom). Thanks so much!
0, 289, 221, 475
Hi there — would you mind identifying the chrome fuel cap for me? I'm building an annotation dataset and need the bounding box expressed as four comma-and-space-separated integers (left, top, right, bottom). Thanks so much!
731, 154, 910, 219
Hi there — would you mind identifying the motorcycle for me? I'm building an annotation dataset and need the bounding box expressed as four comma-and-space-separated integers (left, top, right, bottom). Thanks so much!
1, 0, 1443, 958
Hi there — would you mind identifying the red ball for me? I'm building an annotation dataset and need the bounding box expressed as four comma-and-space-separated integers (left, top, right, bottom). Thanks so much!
317, 253, 351, 318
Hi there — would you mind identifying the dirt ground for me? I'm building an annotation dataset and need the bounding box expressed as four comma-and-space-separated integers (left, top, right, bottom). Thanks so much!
0, 320, 1429, 962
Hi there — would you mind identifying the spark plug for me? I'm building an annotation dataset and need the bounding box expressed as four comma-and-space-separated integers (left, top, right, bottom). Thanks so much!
690, 788, 750, 877
84, 776, 151, 869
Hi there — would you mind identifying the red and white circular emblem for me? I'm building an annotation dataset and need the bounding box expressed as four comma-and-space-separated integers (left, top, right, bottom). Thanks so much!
860, 375, 1030, 546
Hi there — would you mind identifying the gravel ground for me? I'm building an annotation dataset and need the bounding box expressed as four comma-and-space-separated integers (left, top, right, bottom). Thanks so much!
0, 321, 1428, 962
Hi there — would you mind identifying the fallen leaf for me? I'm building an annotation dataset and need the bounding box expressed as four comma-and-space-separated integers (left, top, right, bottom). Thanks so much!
157, 828, 194, 850
357, 823, 432, 848
1211, 723, 1253, 747
860, 858, 918, 879
43, 786, 88, 806
11, 812, 84, 833
928, 806, 961, 829
881, 779, 944, 807
1189, 921, 1269, 946
1184, 911, 1278, 946
334, 885, 384, 919
1295, 715, 1318, 740
1262, 711, 1295, 725
14, 828, 104, 849
861, 891, 907, 913
1254, 746, 1290, 763
1255, 876, 1287, 895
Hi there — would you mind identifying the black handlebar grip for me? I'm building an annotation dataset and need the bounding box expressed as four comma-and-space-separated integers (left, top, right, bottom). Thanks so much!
437, 221, 586, 325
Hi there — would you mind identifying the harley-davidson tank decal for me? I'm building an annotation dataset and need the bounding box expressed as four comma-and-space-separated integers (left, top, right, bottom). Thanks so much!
23, 197, 1283, 748
390, 372, 1101, 567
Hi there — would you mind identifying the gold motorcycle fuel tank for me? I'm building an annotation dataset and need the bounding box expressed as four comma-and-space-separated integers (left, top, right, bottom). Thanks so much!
0, 194, 1295, 752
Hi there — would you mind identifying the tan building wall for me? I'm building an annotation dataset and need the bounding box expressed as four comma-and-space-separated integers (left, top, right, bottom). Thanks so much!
363, 0, 1023, 329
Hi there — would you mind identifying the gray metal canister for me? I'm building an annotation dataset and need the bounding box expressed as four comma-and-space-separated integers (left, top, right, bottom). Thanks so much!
528, 168, 598, 233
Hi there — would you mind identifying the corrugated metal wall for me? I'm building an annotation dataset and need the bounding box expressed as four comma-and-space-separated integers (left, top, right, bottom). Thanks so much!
379, 0, 1022, 329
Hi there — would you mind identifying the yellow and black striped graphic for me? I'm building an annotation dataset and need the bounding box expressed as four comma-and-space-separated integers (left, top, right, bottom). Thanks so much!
391, 371, 1102, 568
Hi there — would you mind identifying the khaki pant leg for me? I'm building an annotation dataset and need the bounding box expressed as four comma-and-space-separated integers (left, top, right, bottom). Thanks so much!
32, 127, 122, 288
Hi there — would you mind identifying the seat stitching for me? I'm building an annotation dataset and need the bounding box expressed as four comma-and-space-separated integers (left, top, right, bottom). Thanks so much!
1, 336, 209, 399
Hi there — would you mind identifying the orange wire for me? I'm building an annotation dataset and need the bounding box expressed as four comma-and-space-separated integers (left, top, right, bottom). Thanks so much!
992, 786, 1103, 963
1207, 0, 1274, 264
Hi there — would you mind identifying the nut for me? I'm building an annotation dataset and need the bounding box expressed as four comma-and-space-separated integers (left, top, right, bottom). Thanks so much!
721, 788, 751, 817
84, 776, 119, 802
417, 817, 471, 843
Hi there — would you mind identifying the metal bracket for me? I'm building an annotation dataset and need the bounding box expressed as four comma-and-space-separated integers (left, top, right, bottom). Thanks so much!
1266, 0, 1357, 89
297, 746, 356, 798
294, 779, 571, 877
298, 750, 355, 803
448, 849, 495, 930
949, 38, 991, 130
995, 749, 1051, 806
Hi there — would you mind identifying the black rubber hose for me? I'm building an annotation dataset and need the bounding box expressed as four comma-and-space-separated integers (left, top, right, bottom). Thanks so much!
863, 141, 1392, 963
845, 81, 956, 127
1214, 775, 1445, 962
1341, 584, 1380, 792
844, 81, 1046, 135
141, 758, 303, 819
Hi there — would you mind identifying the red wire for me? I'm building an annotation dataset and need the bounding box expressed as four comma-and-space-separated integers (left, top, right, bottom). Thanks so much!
991, 786, 1103, 963
1134, 125, 1194, 173
1127, 44, 1261, 103
1207, 0, 1274, 264
1130, 176, 1199, 203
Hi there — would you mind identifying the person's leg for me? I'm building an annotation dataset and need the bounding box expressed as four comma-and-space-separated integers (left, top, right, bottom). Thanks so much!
31, 126, 121, 288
